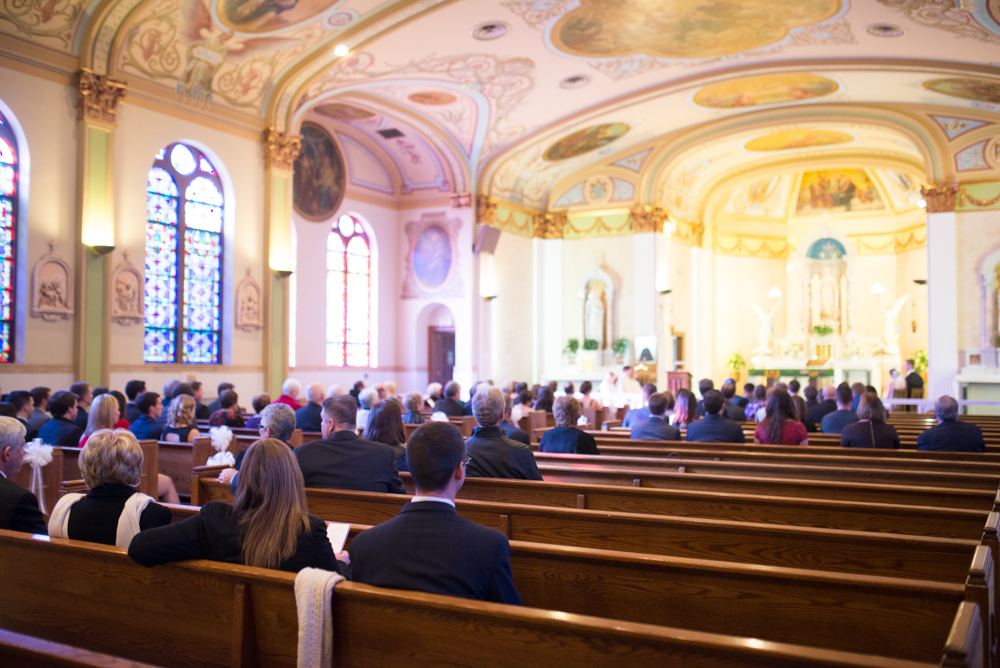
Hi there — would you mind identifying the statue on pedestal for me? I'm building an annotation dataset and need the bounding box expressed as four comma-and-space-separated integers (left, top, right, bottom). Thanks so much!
881, 295, 909, 355
749, 301, 781, 356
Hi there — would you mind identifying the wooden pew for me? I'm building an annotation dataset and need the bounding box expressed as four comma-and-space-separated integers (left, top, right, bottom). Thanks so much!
158, 437, 215, 497
0, 629, 168, 668
4, 530, 961, 668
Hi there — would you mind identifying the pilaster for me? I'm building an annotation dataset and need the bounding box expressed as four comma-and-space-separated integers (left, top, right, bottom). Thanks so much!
921, 181, 960, 402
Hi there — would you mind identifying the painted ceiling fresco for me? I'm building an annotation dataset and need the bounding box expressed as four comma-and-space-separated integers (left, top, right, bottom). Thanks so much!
3, 0, 1000, 211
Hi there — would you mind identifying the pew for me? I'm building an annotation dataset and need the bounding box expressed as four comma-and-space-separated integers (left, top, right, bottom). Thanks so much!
3, 531, 957, 668
158, 437, 215, 497
0, 629, 168, 668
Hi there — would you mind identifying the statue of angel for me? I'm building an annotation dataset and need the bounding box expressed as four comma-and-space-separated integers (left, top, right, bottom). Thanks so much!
749, 301, 781, 356
881, 295, 909, 354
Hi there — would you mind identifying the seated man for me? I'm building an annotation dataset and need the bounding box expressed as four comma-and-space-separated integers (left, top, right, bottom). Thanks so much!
9, 390, 38, 442
622, 384, 655, 428
349, 421, 521, 604
295, 383, 325, 433
0, 417, 46, 534
630, 393, 681, 442
274, 378, 302, 410
124, 380, 145, 424
694, 378, 714, 417
917, 395, 986, 452
295, 395, 404, 493
37, 391, 84, 447
465, 387, 542, 481
433, 382, 465, 417
128, 392, 164, 441
807, 385, 838, 426
498, 394, 530, 445
686, 390, 746, 444
820, 383, 859, 434
244, 393, 271, 429
719, 383, 746, 422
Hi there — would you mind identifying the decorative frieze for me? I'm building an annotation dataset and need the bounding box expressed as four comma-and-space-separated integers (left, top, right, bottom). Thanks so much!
920, 181, 959, 213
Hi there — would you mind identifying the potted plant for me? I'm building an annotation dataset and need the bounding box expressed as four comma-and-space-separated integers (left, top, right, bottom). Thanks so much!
811, 324, 835, 361
582, 339, 599, 351
612, 338, 628, 364
913, 348, 928, 380
581, 338, 599, 372
726, 352, 746, 384
563, 338, 579, 364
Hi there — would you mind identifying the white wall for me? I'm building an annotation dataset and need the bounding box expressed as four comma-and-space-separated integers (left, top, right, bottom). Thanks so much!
490, 230, 533, 385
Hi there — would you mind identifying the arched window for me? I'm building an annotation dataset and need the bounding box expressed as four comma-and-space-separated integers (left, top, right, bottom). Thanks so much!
0, 110, 18, 363
327, 214, 370, 367
144, 143, 223, 364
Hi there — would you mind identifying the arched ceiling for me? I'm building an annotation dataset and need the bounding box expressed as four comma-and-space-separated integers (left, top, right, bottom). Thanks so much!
4, 0, 1000, 209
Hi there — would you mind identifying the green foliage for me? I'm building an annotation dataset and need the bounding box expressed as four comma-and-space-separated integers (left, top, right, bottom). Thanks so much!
563, 338, 579, 355
912, 348, 928, 374
726, 352, 746, 371
611, 338, 628, 356
811, 324, 835, 337
582, 339, 599, 351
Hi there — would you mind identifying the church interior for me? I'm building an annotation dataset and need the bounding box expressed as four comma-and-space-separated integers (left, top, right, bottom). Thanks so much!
3, 0, 1000, 666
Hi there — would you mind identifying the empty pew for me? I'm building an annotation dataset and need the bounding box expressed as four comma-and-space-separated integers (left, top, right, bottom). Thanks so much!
0, 629, 167, 668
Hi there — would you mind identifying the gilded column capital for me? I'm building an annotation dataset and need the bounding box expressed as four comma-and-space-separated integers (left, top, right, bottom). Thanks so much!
631, 206, 667, 234
920, 181, 959, 213
77, 68, 127, 126
264, 128, 302, 172
534, 212, 565, 239
475, 194, 498, 224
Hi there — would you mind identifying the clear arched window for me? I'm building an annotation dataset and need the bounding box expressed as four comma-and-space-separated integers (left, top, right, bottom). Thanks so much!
0, 111, 18, 363
327, 214, 370, 367
144, 143, 223, 364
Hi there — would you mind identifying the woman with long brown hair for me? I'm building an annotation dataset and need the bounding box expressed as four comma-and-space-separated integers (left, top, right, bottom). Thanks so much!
363, 399, 408, 470
754, 388, 808, 445
129, 439, 349, 574
669, 389, 698, 428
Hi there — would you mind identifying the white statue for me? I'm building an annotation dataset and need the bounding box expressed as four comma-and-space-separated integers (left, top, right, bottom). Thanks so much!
880, 295, 909, 354
584, 289, 605, 348
749, 300, 781, 355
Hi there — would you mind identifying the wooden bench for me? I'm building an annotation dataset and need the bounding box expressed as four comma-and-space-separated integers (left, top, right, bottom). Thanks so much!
0, 628, 167, 668
5, 530, 963, 668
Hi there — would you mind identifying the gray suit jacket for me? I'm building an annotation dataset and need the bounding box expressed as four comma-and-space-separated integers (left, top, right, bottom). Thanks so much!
630, 416, 681, 441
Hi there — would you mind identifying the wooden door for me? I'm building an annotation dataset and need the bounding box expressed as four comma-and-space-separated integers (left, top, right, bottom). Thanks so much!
429, 327, 455, 385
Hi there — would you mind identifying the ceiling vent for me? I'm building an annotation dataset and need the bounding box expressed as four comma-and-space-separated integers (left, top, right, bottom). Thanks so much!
377, 128, 404, 139
867, 23, 905, 37
472, 21, 508, 40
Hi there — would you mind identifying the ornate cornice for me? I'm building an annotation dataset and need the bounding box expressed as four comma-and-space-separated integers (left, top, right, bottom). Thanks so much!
631, 206, 667, 234
533, 212, 565, 239
476, 194, 498, 225
77, 68, 126, 126
920, 181, 959, 213
264, 128, 302, 172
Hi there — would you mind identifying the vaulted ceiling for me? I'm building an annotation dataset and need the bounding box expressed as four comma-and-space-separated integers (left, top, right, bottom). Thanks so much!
4, 0, 1000, 212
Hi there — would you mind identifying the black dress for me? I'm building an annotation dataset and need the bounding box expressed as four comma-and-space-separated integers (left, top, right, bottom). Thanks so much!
161, 425, 195, 442
840, 421, 901, 449
65, 484, 172, 545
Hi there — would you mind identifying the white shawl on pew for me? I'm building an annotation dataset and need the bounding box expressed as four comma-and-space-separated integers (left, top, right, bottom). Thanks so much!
294, 567, 345, 668
48, 492, 154, 548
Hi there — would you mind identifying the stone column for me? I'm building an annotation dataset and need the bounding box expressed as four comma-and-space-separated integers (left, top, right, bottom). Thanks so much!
263, 128, 301, 397
922, 182, 960, 402
74, 68, 126, 386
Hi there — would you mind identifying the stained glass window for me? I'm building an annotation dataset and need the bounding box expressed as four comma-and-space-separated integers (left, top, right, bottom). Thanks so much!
0, 112, 18, 363
327, 215, 371, 367
144, 143, 223, 364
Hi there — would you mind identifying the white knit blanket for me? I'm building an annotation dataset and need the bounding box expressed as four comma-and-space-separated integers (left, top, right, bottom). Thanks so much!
294, 567, 345, 668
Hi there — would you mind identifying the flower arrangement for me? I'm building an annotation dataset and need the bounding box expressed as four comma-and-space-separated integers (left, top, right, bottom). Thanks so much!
611, 338, 628, 356
726, 352, 746, 371
582, 339, 599, 351
912, 348, 928, 373
563, 338, 579, 355
811, 324, 835, 337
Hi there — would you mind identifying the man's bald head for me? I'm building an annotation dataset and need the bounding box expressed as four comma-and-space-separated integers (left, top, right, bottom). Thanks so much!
822, 385, 837, 401
306, 383, 325, 404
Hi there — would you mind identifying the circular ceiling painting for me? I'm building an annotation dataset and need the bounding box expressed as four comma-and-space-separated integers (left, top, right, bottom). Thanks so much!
315, 103, 375, 120
218, 0, 340, 33
293, 123, 345, 221
694, 73, 838, 109
923, 78, 1000, 105
543, 123, 630, 162
408, 92, 457, 105
745, 129, 853, 151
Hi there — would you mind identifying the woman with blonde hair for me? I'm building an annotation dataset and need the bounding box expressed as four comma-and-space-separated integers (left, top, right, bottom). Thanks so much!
161, 394, 201, 443
130, 439, 349, 573
49, 429, 172, 546
79, 394, 121, 447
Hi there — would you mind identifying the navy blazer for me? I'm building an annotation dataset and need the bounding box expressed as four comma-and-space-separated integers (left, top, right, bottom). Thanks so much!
622, 406, 650, 429
630, 416, 680, 442
499, 421, 530, 446
73, 407, 89, 429
539, 426, 599, 454
722, 402, 745, 422
295, 430, 404, 493
126, 404, 141, 425
806, 400, 837, 427
349, 500, 521, 605
916, 420, 986, 452
129, 415, 163, 441
295, 402, 323, 433
37, 417, 83, 447
685, 413, 746, 443
465, 426, 542, 481
0, 475, 47, 534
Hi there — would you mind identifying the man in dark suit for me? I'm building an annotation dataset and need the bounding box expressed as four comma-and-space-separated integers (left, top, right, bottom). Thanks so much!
190, 381, 211, 420
207, 382, 234, 415
694, 378, 713, 417
904, 359, 924, 398
69, 381, 92, 429
622, 384, 655, 428
463, 382, 481, 416
806, 384, 837, 427
719, 383, 745, 422
686, 390, 746, 443
0, 417, 47, 534
37, 391, 83, 447
630, 393, 681, 441
9, 391, 37, 442
124, 380, 145, 424
349, 421, 521, 605
465, 387, 542, 481
295, 383, 325, 433
295, 395, 404, 493
129, 392, 164, 441
433, 382, 465, 417
917, 395, 985, 452
498, 393, 531, 445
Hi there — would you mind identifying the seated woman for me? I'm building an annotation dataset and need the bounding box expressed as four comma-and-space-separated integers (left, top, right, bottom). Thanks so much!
161, 395, 201, 443
744, 384, 768, 422
533, 387, 555, 413
80, 394, 122, 447
578, 381, 596, 409
49, 429, 172, 547
129, 439, 350, 575
510, 390, 535, 426
841, 393, 901, 449
539, 396, 599, 455
209, 390, 245, 428
402, 392, 424, 425
754, 388, 808, 446
669, 389, 698, 429
108, 391, 131, 429
424, 382, 443, 410
363, 400, 408, 471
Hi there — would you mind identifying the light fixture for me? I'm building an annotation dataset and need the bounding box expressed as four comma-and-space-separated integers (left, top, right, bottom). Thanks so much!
913, 279, 927, 285
871, 283, 885, 295
333, 44, 349, 57
659, 289, 672, 295
768, 287, 781, 299
917, 199, 927, 208
90, 245, 115, 256
274, 269, 293, 278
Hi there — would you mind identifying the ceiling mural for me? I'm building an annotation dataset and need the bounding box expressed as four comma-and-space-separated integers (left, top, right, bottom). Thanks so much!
611, 148, 652, 172
923, 77, 1000, 105
874, 168, 922, 211
543, 123, 630, 161
293, 122, 346, 221
878, 0, 1000, 44
719, 175, 793, 220
0, 0, 87, 50
215, 0, 349, 34
315, 103, 376, 120
929, 115, 990, 140
744, 129, 854, 151
956, 139, 991, 171
693, 73, 839, 109
795, 169, 884, 216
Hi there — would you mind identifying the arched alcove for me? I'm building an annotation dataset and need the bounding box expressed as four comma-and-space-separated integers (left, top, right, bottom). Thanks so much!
577, 266, 617, 350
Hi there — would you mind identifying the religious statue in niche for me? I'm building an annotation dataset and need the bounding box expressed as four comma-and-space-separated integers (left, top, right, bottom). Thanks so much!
749, 300, 781, 356
235, 269, 263, 332
584, 283, 607, 349
879, 295, 909, 355
110, 252, 144, 325
31, 242, 73, 322
401, 212, 463, 299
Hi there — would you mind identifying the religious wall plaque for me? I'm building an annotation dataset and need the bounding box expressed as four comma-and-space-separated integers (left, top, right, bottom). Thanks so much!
31, 242, 73, 321
401, 212, 462, 299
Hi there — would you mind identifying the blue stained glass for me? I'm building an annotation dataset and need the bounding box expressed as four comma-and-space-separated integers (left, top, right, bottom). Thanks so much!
144, 329, 176, 363
0, 165, 13, 196
0, 138, 14, 165
183, 331, 219, 364
147, 167, 178, 197
170, 145, 196, 175
199, 157, 215, 173
0, 112, 17, 363
147, 193, 177, 225
186, 176, 223, 206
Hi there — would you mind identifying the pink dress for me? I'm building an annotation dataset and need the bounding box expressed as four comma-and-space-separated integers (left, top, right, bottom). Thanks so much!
754, 420, 808, 445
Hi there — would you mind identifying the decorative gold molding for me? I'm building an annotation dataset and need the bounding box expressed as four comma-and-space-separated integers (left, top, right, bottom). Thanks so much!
958, 184, 1000, 209
534, 212, 565, 239
630, 206, 667, 234
920, 181, 959, 213
264, 128, 302, 172
476, 194, 497, 225
77, 68, 126, 126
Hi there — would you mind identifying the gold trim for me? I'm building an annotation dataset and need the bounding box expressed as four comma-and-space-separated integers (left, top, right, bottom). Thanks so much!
77, 68, 127, 126
958, 184, 1000, 208
264, 128, 302, 173
921, 181, 959, 213
533, 212, 565, 239
631, 206, 667, 234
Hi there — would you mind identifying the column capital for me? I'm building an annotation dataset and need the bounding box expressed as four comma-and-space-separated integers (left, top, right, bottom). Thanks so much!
77, 68, 127, 126
920, 181, 959, 213
263, 128, 302, 172
475, 194, 498, 225
534, 212, 565, 239
631, 206, 667, 234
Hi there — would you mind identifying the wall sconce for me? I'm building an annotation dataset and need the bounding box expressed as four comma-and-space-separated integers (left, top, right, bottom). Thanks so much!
82, 215, 115, 253
274, 269, 292, 278
911, 319, 917, 333
483, 294, 497, 302
659, 288, 672, 295
89, 244, 115, 256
